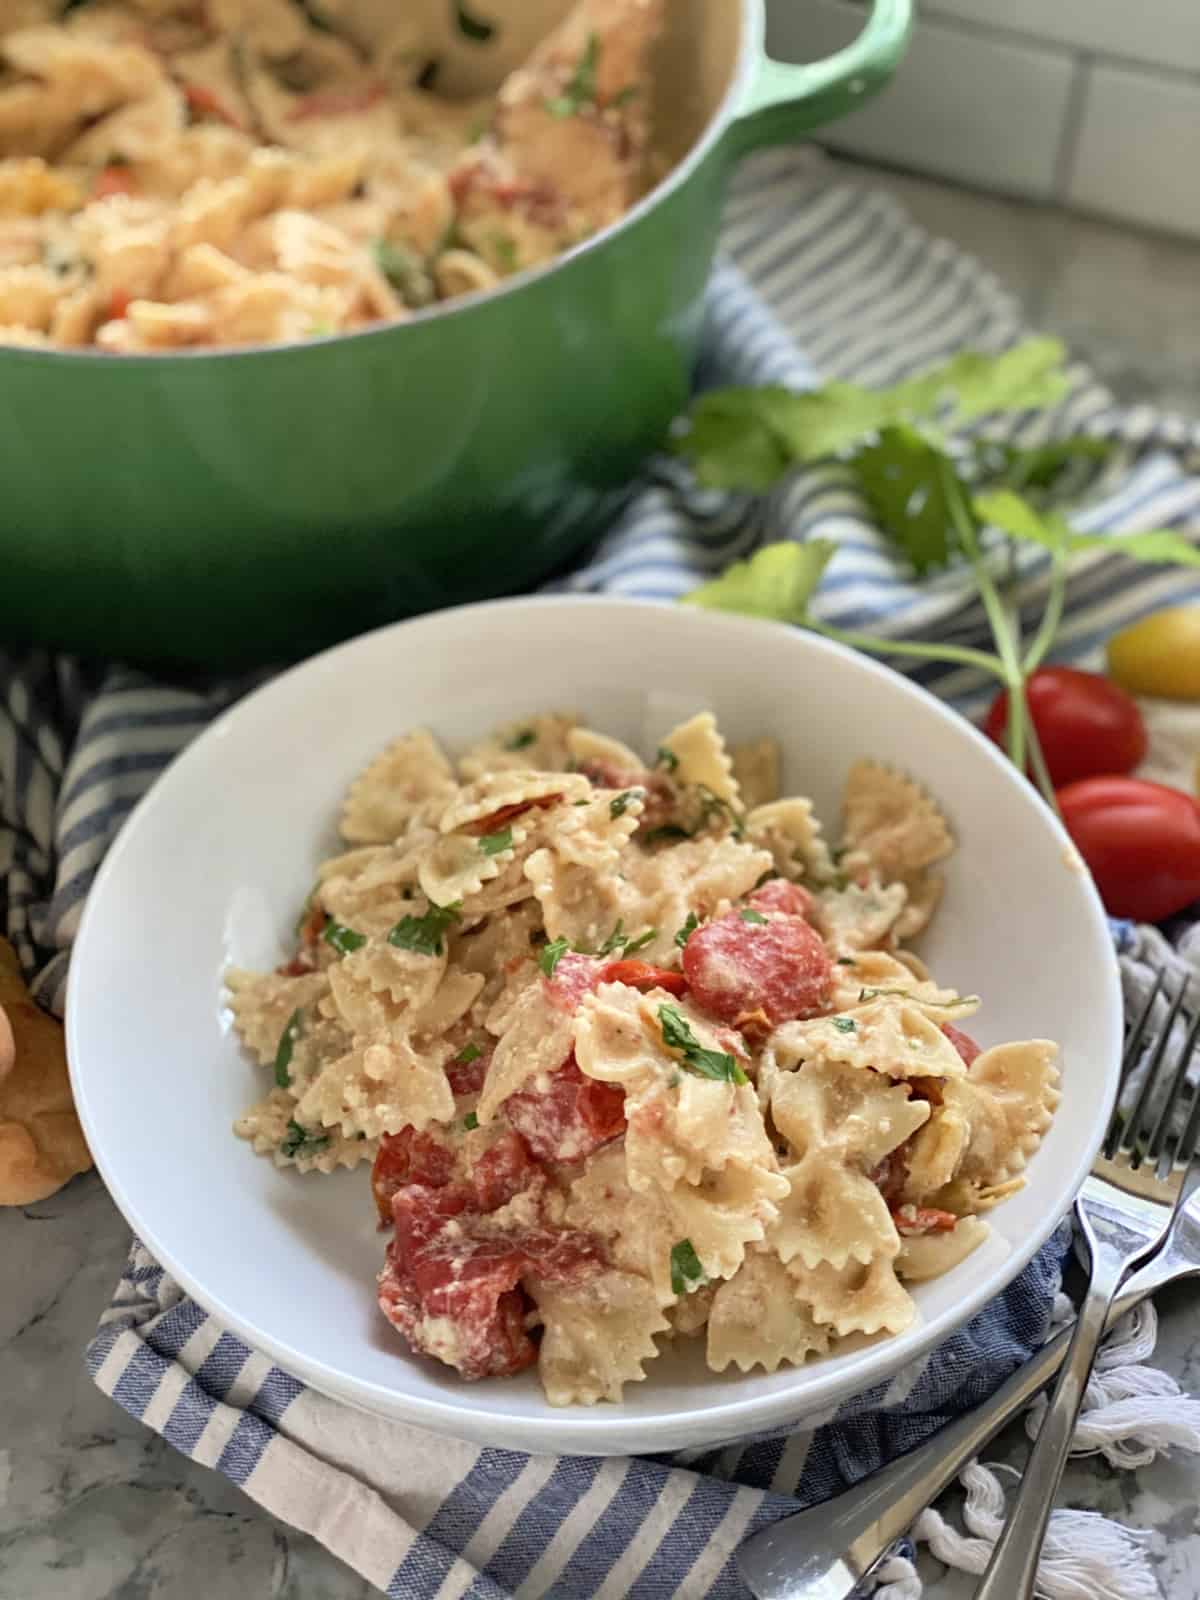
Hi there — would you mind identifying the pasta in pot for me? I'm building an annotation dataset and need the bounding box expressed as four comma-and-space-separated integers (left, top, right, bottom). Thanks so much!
227, 710, 1061, 1404
0, 0, 662, 350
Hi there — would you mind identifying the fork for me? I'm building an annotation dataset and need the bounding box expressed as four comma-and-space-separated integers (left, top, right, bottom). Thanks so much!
738, 970, 1200, 1600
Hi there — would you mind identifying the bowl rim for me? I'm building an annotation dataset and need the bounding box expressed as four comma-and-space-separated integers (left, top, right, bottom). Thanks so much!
7, 2, 762, 370
67, 595, 1123, 1450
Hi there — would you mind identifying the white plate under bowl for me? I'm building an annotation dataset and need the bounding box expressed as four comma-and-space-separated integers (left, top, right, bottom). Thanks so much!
68, 597, 1122, 1456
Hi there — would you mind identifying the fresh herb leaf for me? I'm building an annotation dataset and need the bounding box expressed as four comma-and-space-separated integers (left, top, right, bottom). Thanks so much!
463, 1111, 480, 1130
975, 489, 1200, 568
453, 0, 494, 41
479, 826, 513, 856
388, 901, 461, 956
673, 338, 1071, 491
670, 1238, 707, 1296
274, 1008, 304, 1089
609, 84, 639, 108
853, 425, 958, 574
610, 790, 639, 819
832, 1016, 857, 1033
623, 927, 657, 955
657, 1003, 748, 1085
973, 435, 1113, 494
322, 920, 367, 957
371, 238, 434, 307
456, 1041, 482, 1065
740, 908, 768, 924
280, 1119, 330, 1159
696, 786, 746, 841
656, 745, 679, 772
683, 540, 835, 623
835, 956, 856, 966
539, 936, 570, 977
597, 920, 627, 956
645, 824, 690, 846
488, 231, 518, 272
675, 911, 700, 948
505, 728, 537, 751
545, 30, 599, 117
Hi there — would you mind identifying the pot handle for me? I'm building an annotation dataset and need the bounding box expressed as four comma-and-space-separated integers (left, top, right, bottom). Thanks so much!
731, 0, 912, 154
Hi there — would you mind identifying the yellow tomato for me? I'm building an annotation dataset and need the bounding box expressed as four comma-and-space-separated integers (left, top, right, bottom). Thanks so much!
1107, 607, 1200, 701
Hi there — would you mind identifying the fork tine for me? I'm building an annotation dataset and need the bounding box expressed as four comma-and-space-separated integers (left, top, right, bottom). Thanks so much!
1170, 1045, 1200, 1179
1119, 977, 1187, 1164
1104, 970, 1166, 1159
1147, 1002, 1200, 1177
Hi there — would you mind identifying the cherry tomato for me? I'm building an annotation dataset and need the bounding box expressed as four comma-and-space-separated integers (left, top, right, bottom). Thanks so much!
984, 667, 1146, 788
1108, 607, 1200, 702
598, 958, 687, 995
1057, 776, 1200, 922
93, 165, 137, 200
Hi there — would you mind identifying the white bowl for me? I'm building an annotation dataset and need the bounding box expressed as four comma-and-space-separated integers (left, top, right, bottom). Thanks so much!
68, 597, 1122, 1456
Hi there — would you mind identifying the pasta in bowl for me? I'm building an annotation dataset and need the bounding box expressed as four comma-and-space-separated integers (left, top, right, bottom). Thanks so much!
66, 598, 1118, 1453
227, 709, 1061, 1405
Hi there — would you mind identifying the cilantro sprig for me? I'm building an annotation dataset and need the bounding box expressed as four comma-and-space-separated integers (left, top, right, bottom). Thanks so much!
539, 936, 570, 977
674, 337, 1200, 812
280, 1119, 330, 1160
479, 826, 513, 857
274, 1008, 304, 1088
322, 920, 367, 957
657, 1003, 747, 1085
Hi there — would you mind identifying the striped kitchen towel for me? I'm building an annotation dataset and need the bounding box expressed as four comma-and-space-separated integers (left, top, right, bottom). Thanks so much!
4, 146, 1200, 1599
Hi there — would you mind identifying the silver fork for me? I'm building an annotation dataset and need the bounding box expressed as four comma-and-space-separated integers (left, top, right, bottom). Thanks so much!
738, 970, 1200, 1600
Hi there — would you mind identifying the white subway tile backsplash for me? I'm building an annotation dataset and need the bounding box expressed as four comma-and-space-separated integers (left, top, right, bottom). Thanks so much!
924, 0, 1200, 79
1069, 63, 1200, 237
769, 1, 1075, 199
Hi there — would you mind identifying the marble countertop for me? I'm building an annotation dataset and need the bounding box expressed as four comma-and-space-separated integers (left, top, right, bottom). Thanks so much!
5, 162, 1200, 1600
5, 1172, 1200, 1598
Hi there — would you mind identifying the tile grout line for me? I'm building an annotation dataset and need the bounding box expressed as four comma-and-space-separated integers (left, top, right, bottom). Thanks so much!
1051, 53, 1093, 207
916, 1, 1200, 90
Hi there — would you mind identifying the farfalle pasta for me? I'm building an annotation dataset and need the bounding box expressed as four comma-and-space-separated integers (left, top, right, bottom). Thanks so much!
227, 710, 1061, 1403
0, 0, 663, 350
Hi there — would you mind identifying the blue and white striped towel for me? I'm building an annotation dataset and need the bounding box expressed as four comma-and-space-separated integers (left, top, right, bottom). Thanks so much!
5, 147, 1200, 1599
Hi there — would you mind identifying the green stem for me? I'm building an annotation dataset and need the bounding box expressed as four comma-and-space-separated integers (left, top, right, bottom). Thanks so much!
941, 461, 1030, 771
1022, 546, 1069, 676
809, 620, 1006, 678
1026, 713, 1062, 820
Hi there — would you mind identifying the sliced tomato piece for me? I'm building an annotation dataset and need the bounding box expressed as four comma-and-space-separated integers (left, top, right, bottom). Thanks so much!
598, 958, 687, 996
892, 1206, 958, 1236
503, 1053, 625, 1164
372, 1130, 455, 1222
683, 908, 831, 1025
941, 1023, 981, 1068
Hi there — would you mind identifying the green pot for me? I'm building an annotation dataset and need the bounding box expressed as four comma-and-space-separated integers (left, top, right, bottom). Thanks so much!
0, 0, 910, 668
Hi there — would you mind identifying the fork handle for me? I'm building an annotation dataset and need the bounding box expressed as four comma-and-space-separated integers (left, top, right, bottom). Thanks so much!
974, 1247, 1125, 1600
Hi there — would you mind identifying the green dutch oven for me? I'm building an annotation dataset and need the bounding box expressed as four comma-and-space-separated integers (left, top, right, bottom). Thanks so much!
0, 0, 910, 668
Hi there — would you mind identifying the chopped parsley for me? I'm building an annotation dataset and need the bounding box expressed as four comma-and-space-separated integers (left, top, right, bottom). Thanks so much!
322, 920, 367, 957
740, 908, 768, 925
453, 0, 494, 40
670, 1238, 707, 1296
371, 238, 433, 307
610, 789, 640, 820
832, 1017, 857, 1034
596, 921, 656, 957
455, 1042, 482, 1065
656, 745, 679, 773
280, 1119, 330, 1160
858, 986, 909, 1001
388, 901, 462, 956
675, 911, 700, 948
488, 231, 518, 273
609, 84, 639, 109
273, 1009, 304, 1089
463, 1111, 480, 1130
545, 31, 599, 117
479, 826, 513, 857
644, 824, 690, 846
539, 936, 570, 978
835, 957, 857, 966
696, 786, 745, 840
657, 1003, 747, 1085
505, 728, 537, 751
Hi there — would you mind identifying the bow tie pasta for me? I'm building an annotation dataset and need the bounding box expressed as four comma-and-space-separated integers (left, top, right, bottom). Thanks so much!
227, 711, 1060, 1403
